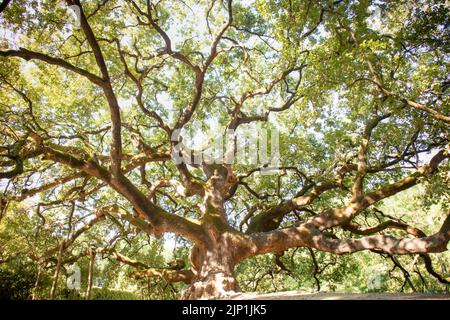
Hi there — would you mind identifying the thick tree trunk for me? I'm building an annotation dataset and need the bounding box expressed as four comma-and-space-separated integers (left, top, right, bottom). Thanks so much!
182, 270, 239, 300
179, 169, 244, 300
181, 248, 239, 300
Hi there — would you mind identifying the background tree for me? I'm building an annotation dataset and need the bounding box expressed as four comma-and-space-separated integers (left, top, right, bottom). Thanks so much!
0, 0, 449, 299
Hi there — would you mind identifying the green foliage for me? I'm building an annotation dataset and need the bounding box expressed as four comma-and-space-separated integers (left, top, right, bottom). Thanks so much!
0, 0, 448, 299
0, 259, 37, 300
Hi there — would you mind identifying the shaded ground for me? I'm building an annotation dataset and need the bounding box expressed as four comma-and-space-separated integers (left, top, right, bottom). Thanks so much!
230, 291, 450, 300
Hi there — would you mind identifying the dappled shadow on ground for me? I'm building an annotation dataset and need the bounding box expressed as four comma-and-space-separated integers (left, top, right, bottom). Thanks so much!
229, 291, 450, 300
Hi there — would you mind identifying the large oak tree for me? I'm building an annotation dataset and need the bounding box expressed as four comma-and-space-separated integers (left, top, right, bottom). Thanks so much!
0, 0, 449, 299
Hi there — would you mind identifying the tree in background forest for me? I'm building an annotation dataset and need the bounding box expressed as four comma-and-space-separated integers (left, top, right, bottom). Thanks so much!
0, 0, 449, 299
